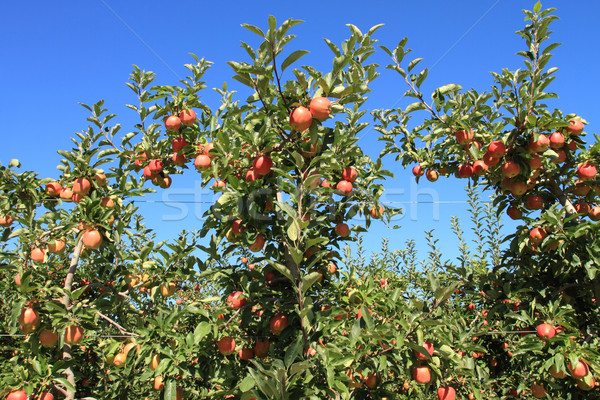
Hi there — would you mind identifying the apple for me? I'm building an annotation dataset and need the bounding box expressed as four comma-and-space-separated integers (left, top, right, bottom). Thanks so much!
143, 165, 155, 178
179, 109, 196, 126
575, 202, 590, 215
426, 170, 439, 182
20, 307, 39, 326
369, 205, 384, 219
502, 161, 520, 178
336, 180, 353, 196
487, 140, 506, 158
414, 341, 434, 360
573, 181, 590, 196
289, 106, 313, 131
39, 393, 54, 400
342, 166, 358, 182
472, 160, 488, 176
531, 383, 546, 398
172, 152, 187, 166
550, 131, 565, 149
203, 142, 216, 158
149, 354, 160, 370
526, 195, 544, 210
507, 206, 522, 219
113, 352, 127, 367
412, 165, 424, 177
148, 159, 163, 172
134, 151, 147, 167
568, 360, 589, 379
172, 137, 188, 152
30, 247, 45, 262
94, 172, 107, 186
549, 365, 566, 379
552, 149, 567, 164
576, 375, 596, 391
529, 227, 547, 245
536, 323, 556, 340
64, 325, 84, 345
254, 340, 270, 358
46, 181, 63, 196
529, 154, 542, 169
437, 386, 456, 400
246, 169, 259, 182
248, 233, 265, 252
153, 375, 164, 390
528, 134, 549, 152
227, 291, 247, 310
73, 177, 91, 196
483, 152, 500, 167
270, 314, 289, 335
565, 119, 584, 135
160, 282, 176, 296
238, 348, 255, 360
589, 206, 600, 221
458, 164, 473, 178
412, 365, 431, 384
577, 162, 597, 181
218, 336, 236, 355
194, 154, 211, 171
83, 229, 103, 250
335, 223, 350, 237
0, 214, 13, 227
364, 374, 379, 389
310, 97, 331, 120
455, 129, 474, 145
510, 181, 527, 197
567, 140, 579, 151
253, 155, 273, 176
159, 175, 172, 189
165, 115, 182, 132
6, 390, 28, 400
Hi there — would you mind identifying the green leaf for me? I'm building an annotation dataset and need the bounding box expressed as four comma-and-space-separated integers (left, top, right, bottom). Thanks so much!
301, 271, 322, 294
533, 1, 542, 13
241, 24, 265, 38
163, 380, 176, 400
405, 102, 426, 114
284, 335, 303, 368
281, 50, 309, 72
287, 220, 300, 242
194, 321, 211, 345
268, 260, 295, 282
239, 374, 255, 392
436, 83, 462, 95
360, 304, 374, 331
407, 58, 424, 72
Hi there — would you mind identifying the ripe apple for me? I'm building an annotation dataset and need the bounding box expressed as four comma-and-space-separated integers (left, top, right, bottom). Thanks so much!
30, 247, 46, 262
159, 175, 172, 189
589, 206, 600, 221
551, 149, 566, 164
218, 336, 236, 355
335, 223, 350, 237
528, 134, 549, 152
160, 282, 176, 296
565, 119, 584, 135
254, 340, 270, 358
153, 375, 164, 390
549, 365, 566, 379
227, 291, 247, 310
573, 181, 590, 196
536, 323, 556, 340
576, 375, 596, 391
149, 354, 160, 370
64, 325, 84, 345
165, 115, 182, 132
248, 233, 265, 252
310, 97, 332, 120
270, 314, 289, 335
203, 142, 216, 158
21, 307, 39, 326
82, 230, 103, 250
568, 360, 589, 379
39, 393, 53, 400
549, 131, 565, 149
113, 352, 127, 367
472, 160, 488, 176
289, 106, 313, 131
455, 129, 474, 145
414, 341, 434, 360
437, 386, 456, 400
531, 383, 546, 398
577, 162, 597, 181
238, 348, 255, 360
412, 165, 424, 177
426, 170, 439, 182
246, 169, 259, 182
46, 181, 63, 196
529, 154, 542, 169
342, 166, 358, 182
529, 227, 547, 245
134, 151, 148, 167
94, 172, 107, 187
482, 152, 500, 167
502, 161, 520, 178
172, 137, 188, 152
253, 155, 273, 176
412, 365, 431, 384
73, 178, 91, 196
0, 214, 13, 227
525, 195, 544, 210
510, 181, 527, 197
575, 202, 590, 215
336, 180, 353, 196
172, 152, 187, 166
194, 154, 211, 171
487, 140, 506, 158
179, 109, 196, 126
458, 164, 473, 178
369, 205, 384, 219
364, 374, 379, 389
148, 159, 163, 173
6, 390, 28, 400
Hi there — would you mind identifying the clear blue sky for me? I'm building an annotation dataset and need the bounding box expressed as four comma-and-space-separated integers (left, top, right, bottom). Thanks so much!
1, 1, 598, 263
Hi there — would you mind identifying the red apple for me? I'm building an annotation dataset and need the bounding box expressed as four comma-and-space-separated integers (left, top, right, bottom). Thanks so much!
218, 336, 236, 355
577, 162, 597, 181
336, 180, 353, 196
335, 223, 350, 237
437, 386, 456, 400
165, 115, 182, 131
227, 291, 247, 310
254, 340, 270, 358
46, 181, 63, 196
528, 134, 549, 152
458, 164, 473, 178
414, 341, 434, 360
529, 227, 547, 245
526, 195, 544, 210
507, 206, 522, 220
487, 140, 506, 158
565, 119, 584, 135
536, 323, 556, 340
472, 160, 488, 176
455, 129, 474, 145
270, 314, 289, 335
253, 155, 273, 176
172, 137, 188, 152
549, 131, 565, 149
342, 166, 358, 182
412, 365, 431, 384
502, 161, 520, 178
194, 154, 211, 171
309, 97, 331, 120
412, 165, 424, 177
72, 178, 91, 196
426, 170, 439, 182
289, 106, 313, 131
179, 109, 196, 126
568, 360, 589, 379
248, 233, 266, 252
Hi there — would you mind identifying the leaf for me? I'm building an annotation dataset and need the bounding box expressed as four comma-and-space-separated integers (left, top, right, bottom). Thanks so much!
533, 1, 542, 13
163, 380, 176, 400
239, 374, 255, 391
241, 23, 265, 38
281, 50, 309, 72
284, 335, 303, 368
405, 102, 426, 114
436, 84, 462, 95
407, 58, 424, 72
267, 260, 295, 282
194, 321, 211, 345
287, 220, 299, 242
301, 271, 322, 294
360, 304, 374, 331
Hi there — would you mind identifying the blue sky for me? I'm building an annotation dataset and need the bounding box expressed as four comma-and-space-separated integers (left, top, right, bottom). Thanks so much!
1, 1, 598, 263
